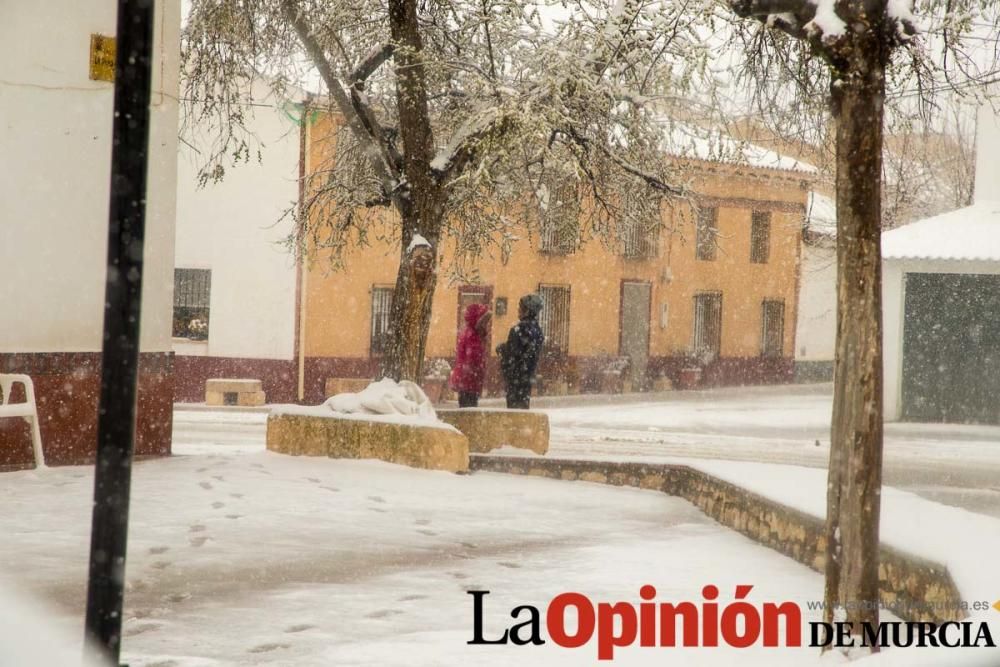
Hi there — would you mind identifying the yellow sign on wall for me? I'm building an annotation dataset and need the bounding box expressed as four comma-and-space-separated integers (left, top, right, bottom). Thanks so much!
89, 34, 116, 82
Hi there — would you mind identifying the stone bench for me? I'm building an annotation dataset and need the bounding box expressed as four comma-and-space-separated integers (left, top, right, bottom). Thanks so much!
436, 408, 549, 455
266, 407, 469, 473
205, 378, 265, 406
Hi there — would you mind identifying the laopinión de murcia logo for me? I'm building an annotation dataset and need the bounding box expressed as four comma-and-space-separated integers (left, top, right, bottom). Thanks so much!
467, 585, 998, 660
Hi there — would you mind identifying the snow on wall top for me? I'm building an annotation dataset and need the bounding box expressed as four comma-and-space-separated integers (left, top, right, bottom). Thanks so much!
882, 200, 1000, 262
660, 122, 818, 175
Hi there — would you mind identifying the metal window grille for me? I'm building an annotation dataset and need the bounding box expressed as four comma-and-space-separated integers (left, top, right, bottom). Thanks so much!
174, 268, 211, 308
751, 210, 771, 264
540, 181, 579, 254
761, 299, 785, 357
173, 269, 211, 339
692, 292, 722, 358
696, 207, 718, 261
620, 197, 659, 259
370, 286, 394, 356
538, 285, 571, 353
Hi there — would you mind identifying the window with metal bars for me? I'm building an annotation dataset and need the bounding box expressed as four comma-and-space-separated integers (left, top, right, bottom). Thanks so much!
172, 268, 211, 340
538, 284, 571, 353
619, 196, 659, 259
696, 206, 718, 261
540, 180, 580, 254
750, 210, 771, 264
692, 292, 722, 359
761, 299, 785, 357
370, 286, 394, 356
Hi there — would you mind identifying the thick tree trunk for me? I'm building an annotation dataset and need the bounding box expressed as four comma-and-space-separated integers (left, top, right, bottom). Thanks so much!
381, 226, 440, 382
378, 0, 444, 383
823, 61, 886, 641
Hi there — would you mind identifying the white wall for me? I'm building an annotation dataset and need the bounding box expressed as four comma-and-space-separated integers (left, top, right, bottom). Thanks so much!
795, 239, 837, 362
974, 104, 1000, 204
0, 1, 180, 353
173, 83, 301, 360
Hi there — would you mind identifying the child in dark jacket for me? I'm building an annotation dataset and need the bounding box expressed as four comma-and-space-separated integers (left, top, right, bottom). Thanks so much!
496, 294, 545, 409
449, 303, 492, 407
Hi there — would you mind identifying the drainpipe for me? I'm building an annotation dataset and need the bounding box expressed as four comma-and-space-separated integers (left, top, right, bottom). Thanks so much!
295, 95, 312, 402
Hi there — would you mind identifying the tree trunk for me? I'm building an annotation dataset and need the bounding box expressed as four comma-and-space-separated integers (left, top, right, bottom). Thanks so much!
823, 58, 886, 642
381, 226, 440, 383
378, 0, 443, 383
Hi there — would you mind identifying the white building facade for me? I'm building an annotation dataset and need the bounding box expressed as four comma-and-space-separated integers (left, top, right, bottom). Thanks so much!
882, 105, 1000, 423
172, 83, 304, 403
1, 1, 181, 465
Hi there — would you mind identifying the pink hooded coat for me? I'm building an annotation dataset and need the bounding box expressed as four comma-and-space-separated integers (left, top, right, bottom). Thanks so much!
449, 303, 489, 394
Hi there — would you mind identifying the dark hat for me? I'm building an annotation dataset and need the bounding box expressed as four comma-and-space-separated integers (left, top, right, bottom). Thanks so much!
519, 293, 543, 318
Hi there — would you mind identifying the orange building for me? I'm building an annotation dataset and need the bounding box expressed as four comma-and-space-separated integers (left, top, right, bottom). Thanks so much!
297, 114, 813, 402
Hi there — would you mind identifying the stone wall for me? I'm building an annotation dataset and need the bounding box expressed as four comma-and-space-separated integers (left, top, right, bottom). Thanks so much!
268, 413, 469, 473
470, 455, 964, 623
436, 409, 549, 455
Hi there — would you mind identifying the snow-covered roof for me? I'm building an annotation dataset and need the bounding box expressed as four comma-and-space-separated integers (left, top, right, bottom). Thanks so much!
805, 191, 836, 237
882, 200, 1000, 262
660, 122, 818, 175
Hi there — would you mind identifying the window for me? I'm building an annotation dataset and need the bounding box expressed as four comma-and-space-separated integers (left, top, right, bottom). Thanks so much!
751, 210, 771, 264
540, 180, 579, 254
370, 286, 394, 356
696, 206, 718, 261
173, 268, 211, 340
538, 284, 571, 353
761, 299, 785, 357
619, 196, 659, 259
692, 292, 722, 360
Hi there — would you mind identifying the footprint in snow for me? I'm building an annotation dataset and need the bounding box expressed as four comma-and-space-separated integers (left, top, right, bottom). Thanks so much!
189, 524, 207, 533
416, 529, 437, 536
164, 592, 191, 603
284, 623, 317, 633
248, 643, 290, 654
212, 475, 225, 482
398, 594, 428, 602
196, 467, 208, 473
189, 536, 210, 548
198, 481, 213, 491
498, 561, 522, 569
450, 572, 470, 580
229, 492, 244, 499
225, 514, 244, 520
368, 507, 387, 513
367, 495, 386, 503
365, 609, 404, 619
211, 501, 225, 509
305, 477, 321, 483
460, 542, 478, 549
151, 561, 171, 570
124, 622, 162, 637
319, 486, 340, 493
414, 518, 431, 526
145, 660, 179, 667
148, 546, 170, 555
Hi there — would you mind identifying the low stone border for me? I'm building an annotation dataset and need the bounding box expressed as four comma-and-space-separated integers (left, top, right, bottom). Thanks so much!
470, 455, 964, 623
267, 412, 469, 473
436, 409, 549, 455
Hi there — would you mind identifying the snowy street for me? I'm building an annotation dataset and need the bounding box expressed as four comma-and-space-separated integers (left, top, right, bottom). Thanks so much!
2, 449, 834, 666
175, 383, 1000, 519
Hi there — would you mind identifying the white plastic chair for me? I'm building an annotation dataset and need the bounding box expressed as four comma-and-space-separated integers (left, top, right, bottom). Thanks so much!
0, 374, 45, 468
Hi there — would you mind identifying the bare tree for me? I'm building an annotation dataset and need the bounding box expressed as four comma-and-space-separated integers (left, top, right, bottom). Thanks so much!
182, 0, 715, 381
727, 0, 999, 651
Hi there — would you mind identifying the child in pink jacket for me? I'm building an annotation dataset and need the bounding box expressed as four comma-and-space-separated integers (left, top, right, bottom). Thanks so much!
449, 303, 492, 407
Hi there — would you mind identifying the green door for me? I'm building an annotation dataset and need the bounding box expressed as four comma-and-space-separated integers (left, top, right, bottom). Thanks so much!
901, 273, 1000, 424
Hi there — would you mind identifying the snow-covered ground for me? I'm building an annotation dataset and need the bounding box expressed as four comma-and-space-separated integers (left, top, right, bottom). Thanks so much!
3, 451, 837, 666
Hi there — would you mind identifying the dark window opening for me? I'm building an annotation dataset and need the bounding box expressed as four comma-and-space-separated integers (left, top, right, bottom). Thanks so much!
538, 284, 571, 353
761, 299, 785, 357
751, 210, 771, 264
696, 206, 718, 261
693, 292, 722, 360
173, 268, 211, 340
370, 286, 394, 356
